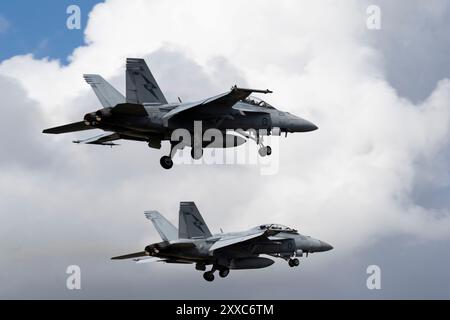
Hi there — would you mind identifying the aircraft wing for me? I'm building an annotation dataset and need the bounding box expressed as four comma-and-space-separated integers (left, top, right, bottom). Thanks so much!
162, 86, 272, 127
73, 133, 121, 146
112, 254, 192, 265
209, 230, 266, 252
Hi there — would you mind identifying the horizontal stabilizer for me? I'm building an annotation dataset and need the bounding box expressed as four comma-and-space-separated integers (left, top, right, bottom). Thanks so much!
43, 121, 94, 134
111, 251, 148, 260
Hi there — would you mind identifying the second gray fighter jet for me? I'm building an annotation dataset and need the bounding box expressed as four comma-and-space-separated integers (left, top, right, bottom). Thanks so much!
112, 202, 333, 282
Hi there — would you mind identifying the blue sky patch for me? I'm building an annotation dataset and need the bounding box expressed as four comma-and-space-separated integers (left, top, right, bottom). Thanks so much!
0, 0, 103, 63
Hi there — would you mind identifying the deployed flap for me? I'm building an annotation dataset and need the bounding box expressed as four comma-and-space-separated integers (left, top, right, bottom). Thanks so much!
145, 211, 178, 242
209, 231, 266, 252
126, 58, 168, 105
83, 74, 125, 108
135, 257, 164, 264
73, 133, 120, 146
43, 121, 94, 134
178, 202, 212, 239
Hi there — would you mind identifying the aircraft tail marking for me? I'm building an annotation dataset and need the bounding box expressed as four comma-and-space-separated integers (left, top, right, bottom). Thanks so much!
178, 202, 212, 239
126, 58, 168, 105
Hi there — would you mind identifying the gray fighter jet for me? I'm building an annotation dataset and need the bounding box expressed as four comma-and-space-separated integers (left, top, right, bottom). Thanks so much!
43, 58, 318, 169
112, 202, 333, 282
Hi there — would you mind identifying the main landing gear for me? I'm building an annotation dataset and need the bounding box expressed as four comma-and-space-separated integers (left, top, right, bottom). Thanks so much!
288, 258, 300, 267
160, 156, 173, 170
158, 143, 204, 170
202, 266, 230, 282
219, 269, 230, 278
159, 142, 179, 170
203, 271, 215, 282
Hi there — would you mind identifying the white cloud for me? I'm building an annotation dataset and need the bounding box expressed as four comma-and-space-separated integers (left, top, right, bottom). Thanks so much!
0, 0, 449, 297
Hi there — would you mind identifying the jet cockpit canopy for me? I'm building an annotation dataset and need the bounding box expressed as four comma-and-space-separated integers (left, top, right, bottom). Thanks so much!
259, 224, 298, 234
244, 96, 275, 109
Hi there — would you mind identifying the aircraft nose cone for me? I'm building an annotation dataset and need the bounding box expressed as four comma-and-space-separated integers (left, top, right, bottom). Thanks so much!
319, 241, 333, 252
289, 116, 318, 132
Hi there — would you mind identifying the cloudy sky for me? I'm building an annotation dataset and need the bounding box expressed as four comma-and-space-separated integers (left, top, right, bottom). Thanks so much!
0, 0, 449, 299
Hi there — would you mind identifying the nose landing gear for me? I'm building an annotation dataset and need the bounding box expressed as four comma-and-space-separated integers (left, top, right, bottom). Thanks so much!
258, 145, 272, 157
237, 130, 272, 157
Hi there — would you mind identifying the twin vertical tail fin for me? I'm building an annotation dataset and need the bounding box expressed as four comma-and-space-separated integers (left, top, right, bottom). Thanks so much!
144, 203, 212, 242
126, 58, 168, 105
83, 58, 167, 107
145, 211, 178, 242
83, 74, 125, 108
178, 202, 212, 239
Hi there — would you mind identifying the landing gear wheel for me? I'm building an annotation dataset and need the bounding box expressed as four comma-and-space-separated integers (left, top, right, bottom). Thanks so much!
203, 271, 215, 282
288, 259, 295, 268
258, 147, 268, 157
160, 156, 173, 170
191, 148, 203, 160
259, 146, 272, 157
292, 258, 300, 267
219, 269, 230, 278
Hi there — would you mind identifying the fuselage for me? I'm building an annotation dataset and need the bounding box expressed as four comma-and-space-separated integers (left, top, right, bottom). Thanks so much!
85, 100, 318, 142
144, 225, 332, 269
